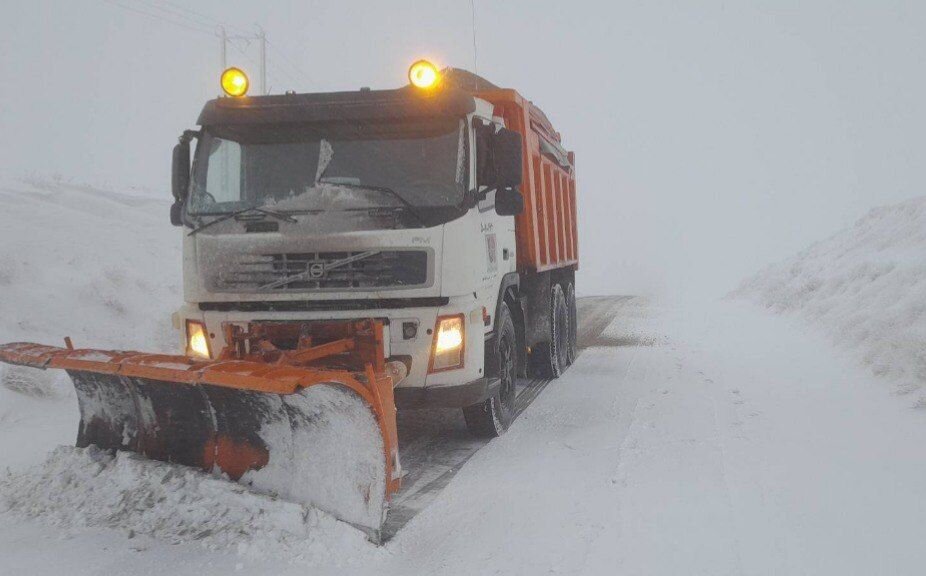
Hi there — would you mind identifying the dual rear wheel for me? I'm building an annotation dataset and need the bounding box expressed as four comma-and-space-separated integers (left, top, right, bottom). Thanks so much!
465, 280, 577, 438
531, 282, 577, 378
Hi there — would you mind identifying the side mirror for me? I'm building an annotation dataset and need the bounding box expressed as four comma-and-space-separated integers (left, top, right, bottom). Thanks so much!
171, 138, 191, 226
474, 122, 523, 191
492, 128, 523, 189
474, 121, 497, 190
495, 188, 524, 216
170, 201, 183, 226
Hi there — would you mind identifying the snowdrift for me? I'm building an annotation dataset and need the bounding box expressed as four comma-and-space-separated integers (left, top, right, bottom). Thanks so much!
0, 446, 375, 563
0, 176, 179, 352
0, 176, 180, 470
733, 196, 926, 399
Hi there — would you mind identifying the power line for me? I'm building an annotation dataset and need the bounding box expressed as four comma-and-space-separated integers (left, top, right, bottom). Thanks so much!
263, 45, 302, 87
102, 0, 311, 93
101, 0, 215, 36
471, 0, 479, 83
153, 0, 249, 34
265, 38, 315, 87
133, 0, 222, 33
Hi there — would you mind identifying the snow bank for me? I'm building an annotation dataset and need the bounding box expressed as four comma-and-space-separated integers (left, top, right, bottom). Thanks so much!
0, 175, 180, 352
733, 196, 926, 399
0, 446, 378, 564
0, 175, 179, 472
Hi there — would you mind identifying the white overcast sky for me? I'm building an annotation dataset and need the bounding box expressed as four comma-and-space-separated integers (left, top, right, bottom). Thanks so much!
2, 1, 924, 298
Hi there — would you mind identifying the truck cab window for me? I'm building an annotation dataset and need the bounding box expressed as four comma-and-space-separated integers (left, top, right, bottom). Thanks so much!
201, 139, 241, 206
188, 118, 468, 228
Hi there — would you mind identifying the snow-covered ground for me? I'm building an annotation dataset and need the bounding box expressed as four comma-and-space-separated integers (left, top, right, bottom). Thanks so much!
4, 297, 926, 575
0, 176, 179, 472
2, 179, 925, 574
733, 196, 926, 404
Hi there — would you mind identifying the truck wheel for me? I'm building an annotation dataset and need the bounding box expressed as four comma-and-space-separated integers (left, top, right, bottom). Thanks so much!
531, 285, 567, 378
464, 302, 519, 437
565, 282, 578, 365
552, 284, 570, 371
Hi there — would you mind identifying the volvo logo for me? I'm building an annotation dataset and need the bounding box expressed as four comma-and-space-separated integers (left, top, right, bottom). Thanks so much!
308, 262, 326, 279
259, 250, 380, 290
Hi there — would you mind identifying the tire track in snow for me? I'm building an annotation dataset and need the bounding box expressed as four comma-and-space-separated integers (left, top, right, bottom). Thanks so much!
383, 296, 633, 542
594, 309, 745, 574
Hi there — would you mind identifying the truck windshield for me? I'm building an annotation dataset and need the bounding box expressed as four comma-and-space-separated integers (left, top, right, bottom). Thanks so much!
188, 118, 467, 228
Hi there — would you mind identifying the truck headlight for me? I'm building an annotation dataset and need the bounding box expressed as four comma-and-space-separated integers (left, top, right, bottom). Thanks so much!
429, 314, 464, 372
186, 320, 212, 359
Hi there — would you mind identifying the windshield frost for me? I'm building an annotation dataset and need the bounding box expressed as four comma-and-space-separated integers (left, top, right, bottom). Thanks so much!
188, 118, 467, 225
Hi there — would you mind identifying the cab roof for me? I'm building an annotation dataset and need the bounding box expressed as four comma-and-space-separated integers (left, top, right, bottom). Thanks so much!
197, 84, 476, 126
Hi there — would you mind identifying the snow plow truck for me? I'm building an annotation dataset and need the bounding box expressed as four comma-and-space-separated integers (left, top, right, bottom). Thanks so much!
0, 61, 579, 540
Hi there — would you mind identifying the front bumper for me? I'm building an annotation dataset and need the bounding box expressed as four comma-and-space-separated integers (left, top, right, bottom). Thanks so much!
394, 376, 500, 409
175, 296, 487, 392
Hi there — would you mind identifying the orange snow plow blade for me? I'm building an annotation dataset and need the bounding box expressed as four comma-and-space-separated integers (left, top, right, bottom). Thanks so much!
0, 319, 403, 541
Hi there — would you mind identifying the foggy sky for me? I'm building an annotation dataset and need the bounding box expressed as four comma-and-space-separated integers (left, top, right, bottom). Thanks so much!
2, 1, 924, 298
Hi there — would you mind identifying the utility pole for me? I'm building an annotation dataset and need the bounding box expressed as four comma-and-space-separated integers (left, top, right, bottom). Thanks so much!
218, 27, 268, 95
257, 27, 267, 95
471, 0, 478, 88
219, 26, 227, 70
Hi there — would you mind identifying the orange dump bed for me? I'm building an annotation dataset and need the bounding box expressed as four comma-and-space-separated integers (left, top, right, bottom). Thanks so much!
479, 89, 578, 273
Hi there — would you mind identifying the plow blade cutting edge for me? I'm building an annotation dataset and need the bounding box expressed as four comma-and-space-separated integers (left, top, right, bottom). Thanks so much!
0, 334, 402, 541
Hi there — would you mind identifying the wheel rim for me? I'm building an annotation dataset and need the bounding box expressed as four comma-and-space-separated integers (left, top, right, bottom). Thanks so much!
498, 333, 516, 417
556, 297, 569, 368
567, 290, 577, 362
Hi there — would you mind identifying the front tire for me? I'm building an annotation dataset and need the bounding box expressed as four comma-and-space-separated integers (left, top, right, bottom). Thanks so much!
464, 301, 519, 437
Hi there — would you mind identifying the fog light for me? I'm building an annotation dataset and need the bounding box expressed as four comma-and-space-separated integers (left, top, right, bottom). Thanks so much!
429, 314, 464, 372
186, 320, 211, 359
402, 321, 418, 340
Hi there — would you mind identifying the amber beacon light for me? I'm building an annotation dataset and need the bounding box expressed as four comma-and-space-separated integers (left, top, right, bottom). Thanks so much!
408, 59, 440, 90
220, 67, 249, 97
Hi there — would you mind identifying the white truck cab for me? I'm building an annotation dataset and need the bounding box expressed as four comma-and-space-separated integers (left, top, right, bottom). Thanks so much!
170, 67, 578, 437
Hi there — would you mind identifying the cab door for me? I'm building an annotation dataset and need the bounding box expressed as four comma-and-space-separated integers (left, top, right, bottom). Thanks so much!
472, 117, 517, 291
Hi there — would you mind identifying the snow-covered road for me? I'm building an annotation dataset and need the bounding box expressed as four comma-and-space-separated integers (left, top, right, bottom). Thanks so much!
3, 296, 925, 575
384, 295, 631, 539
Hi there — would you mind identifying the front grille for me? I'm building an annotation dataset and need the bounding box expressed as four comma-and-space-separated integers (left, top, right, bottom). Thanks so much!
217, 250, 429, 292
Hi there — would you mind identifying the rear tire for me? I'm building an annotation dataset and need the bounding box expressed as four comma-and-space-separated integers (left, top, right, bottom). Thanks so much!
531, 284, 568, 378
565, 282, 578, 365
464, 302, 519, 437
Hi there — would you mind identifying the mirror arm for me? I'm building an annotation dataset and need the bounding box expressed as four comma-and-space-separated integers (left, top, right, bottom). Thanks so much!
170, 129, 201, 227
179, 129, 201, 145
461, 186, 496, 210
172, 129, 201, 203
461, 189, 476, 209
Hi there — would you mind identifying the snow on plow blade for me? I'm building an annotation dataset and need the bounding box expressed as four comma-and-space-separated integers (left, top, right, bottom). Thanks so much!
0, 320, 403, 541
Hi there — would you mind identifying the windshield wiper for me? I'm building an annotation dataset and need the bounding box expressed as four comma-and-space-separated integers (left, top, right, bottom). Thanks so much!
187, 206, 297, 236
318, 180, 427, 227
